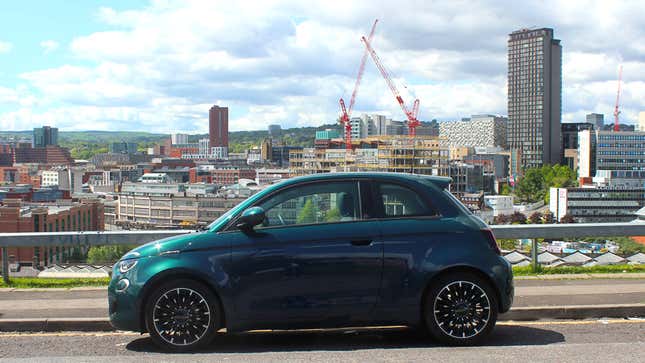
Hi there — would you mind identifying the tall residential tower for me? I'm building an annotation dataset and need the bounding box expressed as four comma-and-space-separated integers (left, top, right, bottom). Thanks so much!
208, 105, 229, 158
209, 105, 229, 148
507, 28, 562, 169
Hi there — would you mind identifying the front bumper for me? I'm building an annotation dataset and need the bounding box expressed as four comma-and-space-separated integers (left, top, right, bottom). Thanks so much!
108, 269, 143, 332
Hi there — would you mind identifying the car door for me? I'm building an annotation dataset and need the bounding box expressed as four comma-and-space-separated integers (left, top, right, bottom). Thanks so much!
227, 179, 383, 328
370, 181, 465, 318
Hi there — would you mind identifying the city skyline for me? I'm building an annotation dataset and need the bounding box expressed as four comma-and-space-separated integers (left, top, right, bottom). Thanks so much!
0, 1, 643, 133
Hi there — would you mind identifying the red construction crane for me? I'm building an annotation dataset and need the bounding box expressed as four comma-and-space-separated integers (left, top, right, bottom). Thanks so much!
613, 65, 623, 132
339, 19, 378, 151
361, 35, 420, 136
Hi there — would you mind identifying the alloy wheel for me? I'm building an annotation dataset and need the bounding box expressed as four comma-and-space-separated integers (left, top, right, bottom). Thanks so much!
152, 287, 212, 346
432, 280, 491, 339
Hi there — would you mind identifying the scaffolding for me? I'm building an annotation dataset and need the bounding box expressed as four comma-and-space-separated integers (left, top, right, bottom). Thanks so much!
289, 136, 449, 176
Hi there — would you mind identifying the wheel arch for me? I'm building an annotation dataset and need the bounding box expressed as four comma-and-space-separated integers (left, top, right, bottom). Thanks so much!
137, 268, 227, 333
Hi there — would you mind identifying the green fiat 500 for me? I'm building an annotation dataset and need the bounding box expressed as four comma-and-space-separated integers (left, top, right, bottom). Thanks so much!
109, 172, 513, 351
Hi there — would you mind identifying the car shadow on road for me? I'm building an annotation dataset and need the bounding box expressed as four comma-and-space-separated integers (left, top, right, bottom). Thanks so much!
126, 325, 565, 353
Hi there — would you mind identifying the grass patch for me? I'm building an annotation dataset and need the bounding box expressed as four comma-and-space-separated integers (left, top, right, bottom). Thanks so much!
0, 277, 110, 289
513, 264, 645, 276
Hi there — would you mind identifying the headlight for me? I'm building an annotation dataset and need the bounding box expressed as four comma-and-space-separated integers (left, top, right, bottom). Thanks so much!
118, 259, 138, 274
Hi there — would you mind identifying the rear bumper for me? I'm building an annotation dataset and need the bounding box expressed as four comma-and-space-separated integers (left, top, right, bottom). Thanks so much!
498, 258, 514, 313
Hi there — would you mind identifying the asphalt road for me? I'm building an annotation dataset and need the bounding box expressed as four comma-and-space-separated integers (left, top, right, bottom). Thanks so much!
0, 319, 643, 362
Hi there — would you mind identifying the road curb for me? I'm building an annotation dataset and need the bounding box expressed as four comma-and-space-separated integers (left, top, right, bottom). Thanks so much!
1, 304, 644, 332
0, 318, 113, 332
500, 303, 645, 321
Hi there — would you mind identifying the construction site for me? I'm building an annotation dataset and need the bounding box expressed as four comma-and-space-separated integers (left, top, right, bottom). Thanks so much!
289, 136, 449, 176
295, 19, 450, 176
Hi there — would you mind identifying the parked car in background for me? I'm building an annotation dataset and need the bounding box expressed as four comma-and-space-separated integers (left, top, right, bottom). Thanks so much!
108, 172, 514, 351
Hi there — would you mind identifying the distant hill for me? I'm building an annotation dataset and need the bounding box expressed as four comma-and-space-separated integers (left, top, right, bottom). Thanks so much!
0, 124, 343, 159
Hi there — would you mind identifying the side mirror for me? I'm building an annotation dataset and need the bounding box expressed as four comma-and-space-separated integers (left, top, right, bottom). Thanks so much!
236, 206, 265, 231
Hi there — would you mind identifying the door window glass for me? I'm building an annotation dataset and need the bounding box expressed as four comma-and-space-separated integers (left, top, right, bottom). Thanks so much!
257, 181, 360, 227
378, 183, 436, 217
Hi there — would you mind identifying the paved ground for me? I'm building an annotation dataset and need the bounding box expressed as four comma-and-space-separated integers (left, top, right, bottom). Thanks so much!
0, 319, 643, 362
2, 278, 645, 320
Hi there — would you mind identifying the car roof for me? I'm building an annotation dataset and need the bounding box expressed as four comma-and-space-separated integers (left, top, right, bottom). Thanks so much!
278, 172, 452, 190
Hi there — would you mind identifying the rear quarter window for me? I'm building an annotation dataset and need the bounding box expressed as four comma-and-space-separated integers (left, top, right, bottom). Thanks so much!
378, 183, 439, 217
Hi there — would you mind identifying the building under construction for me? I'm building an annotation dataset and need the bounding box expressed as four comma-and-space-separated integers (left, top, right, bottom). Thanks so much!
289, 136, 449, 177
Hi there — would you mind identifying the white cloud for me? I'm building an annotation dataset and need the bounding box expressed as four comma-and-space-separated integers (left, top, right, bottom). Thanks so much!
0, 40, 12, 53
1, 0, 644, 132
40, 40, 60, 54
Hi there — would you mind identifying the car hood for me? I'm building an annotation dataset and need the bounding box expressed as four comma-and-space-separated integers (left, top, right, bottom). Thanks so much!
120, 231, 205, 260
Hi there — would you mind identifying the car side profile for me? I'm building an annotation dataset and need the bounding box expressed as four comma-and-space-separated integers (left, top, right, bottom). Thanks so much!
108, 172, 514, 351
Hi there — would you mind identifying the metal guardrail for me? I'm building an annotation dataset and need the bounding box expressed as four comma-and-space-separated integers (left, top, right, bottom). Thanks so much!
2, 222, 645, 282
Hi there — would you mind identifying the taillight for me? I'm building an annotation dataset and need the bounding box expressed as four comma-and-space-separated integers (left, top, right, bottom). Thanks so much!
481, 228, 501, 255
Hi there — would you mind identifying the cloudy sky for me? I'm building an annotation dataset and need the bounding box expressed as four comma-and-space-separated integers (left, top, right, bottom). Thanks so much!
0, 0, 643, 133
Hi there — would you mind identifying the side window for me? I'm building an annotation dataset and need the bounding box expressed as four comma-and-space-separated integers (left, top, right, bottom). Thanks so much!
257, 181, 360, 228
378, 183, 437, 217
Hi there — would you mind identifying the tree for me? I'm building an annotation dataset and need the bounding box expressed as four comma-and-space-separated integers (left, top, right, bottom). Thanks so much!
528, 212, 543, 224
515, 168, 544, 203
296, 199, 316, 224
542, 210, 555, 224
500, 184, 512, 196
493, 214, 510, 225
324, 207, 341, 222
513, 165, 577, 204
498, 239, 517, 251
559, 214, 575, 224
87, 245, 133, 264
510, 211, 527, 224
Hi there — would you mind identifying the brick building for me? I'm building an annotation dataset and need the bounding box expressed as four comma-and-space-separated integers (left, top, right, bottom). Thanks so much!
0, 198, 104, 266
211, 168, 256, 186
13, 146, 73, 164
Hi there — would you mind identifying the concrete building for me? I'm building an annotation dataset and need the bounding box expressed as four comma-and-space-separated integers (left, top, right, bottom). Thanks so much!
446, 162, 492, 200
550, 186, 645, 223
578, 130, 645, 178
32, 126, 58, 148
40, 168, 84, 193
593, 170, 645, 188
463, 152, 510, 180
209, 105, 229, 149
117, 182, 253, 229
439, 115, 508, 148
256, 168, 290, 185
171, 133, 189, 145
484, 195, 514, 216
109, 141, 138, 154
561, 122, 594, 171
315, 129, 340, 140
508, 28, 562, 169
586, 113, 604, 130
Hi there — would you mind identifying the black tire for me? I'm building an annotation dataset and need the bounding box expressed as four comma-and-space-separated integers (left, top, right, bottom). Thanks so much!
424, 272, 498, 346
144, 279, 221, 352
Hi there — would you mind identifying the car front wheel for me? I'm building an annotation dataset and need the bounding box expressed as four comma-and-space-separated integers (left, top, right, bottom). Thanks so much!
424, 272, 498, 345
144, 279, 221, 351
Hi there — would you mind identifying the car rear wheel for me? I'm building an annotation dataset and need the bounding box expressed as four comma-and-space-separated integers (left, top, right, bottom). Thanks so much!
424, 272, 498, 345
144, 279, 220, 352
